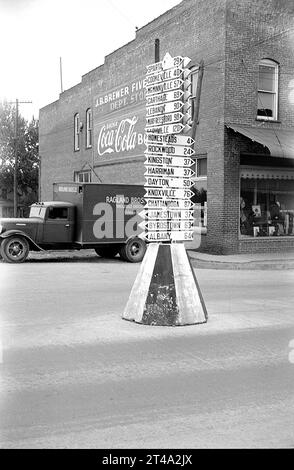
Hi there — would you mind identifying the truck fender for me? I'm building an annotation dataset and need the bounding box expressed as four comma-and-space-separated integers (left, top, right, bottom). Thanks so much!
0, 230, 44, 252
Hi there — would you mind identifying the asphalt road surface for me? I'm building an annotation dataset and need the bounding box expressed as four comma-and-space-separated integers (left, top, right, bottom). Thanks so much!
1, 253, 294, 448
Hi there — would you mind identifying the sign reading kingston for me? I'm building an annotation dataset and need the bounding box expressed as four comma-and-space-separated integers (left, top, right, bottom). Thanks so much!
145, 155, 194, 168
143, 52, 195, 243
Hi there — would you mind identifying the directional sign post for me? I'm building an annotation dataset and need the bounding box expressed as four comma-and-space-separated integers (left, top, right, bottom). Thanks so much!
123, 52, 207, 327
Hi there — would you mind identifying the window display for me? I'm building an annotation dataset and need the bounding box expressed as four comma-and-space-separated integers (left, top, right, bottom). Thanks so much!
240, 176, 294, 237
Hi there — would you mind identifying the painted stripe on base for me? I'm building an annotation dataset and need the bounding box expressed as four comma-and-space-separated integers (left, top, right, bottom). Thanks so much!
122, 243, 159, 323
171, 244, 207, 325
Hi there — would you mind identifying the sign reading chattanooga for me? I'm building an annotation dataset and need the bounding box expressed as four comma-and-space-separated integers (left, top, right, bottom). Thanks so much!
97, 116, 144, 156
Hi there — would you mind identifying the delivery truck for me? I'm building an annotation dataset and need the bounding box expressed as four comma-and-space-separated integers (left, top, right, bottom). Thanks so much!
0, 183, 146, 263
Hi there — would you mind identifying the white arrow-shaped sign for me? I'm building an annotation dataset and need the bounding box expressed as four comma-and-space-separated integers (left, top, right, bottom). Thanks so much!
146, 133, 195, 147
146, 53, 191, 75
139, 230, 194, 242
145, 177, 194, 189
145, 167, 195, 178
145, 155, 194, 168
144, 67, 190, 86
146, 100, 185, 117
145, 188, 194, 199
145, 123, 191, 135
145, 143, 195, 156
146, 111, 184, 127
139, 209, 194, 220
144, 198, 194, 210
146, 89, 185, 106
140, 220, 194, 232
145, 78, 183, 97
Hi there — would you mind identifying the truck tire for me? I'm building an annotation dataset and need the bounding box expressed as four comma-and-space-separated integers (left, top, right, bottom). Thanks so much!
94, 246, 119, 258
0, 236, 30, 263
119, 238, 146, 263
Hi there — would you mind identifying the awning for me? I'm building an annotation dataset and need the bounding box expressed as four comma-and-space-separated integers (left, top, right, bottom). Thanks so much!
226, 124, 294, 159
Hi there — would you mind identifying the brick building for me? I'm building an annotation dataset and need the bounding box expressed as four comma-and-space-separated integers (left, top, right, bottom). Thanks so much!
39, 0, 294, 254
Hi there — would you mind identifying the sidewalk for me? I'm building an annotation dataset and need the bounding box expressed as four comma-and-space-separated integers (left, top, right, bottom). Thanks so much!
187, 249, 294, 269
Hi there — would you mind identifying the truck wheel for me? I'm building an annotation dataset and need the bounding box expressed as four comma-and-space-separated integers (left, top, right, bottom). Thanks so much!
0, 236, 29, 263
94, 246, 119, 258
120, 238, 146, 263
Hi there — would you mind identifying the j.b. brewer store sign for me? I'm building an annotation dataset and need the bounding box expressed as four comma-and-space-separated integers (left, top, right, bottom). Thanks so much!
94, 78, 146, 160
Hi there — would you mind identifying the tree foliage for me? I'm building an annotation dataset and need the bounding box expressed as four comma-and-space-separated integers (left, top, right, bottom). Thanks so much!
0, 101, 39, 207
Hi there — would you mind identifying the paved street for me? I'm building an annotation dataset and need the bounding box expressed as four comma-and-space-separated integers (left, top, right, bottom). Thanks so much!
0, 254, 294, 448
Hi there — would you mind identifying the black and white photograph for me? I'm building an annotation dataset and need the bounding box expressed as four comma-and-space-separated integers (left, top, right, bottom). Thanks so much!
1, 0, 294, 454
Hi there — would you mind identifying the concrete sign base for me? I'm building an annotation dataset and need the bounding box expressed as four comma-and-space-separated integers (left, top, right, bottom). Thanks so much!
122, 243, 208, 326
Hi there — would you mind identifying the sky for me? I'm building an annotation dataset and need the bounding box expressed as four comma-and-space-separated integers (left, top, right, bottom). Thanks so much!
0, 0, 181, 121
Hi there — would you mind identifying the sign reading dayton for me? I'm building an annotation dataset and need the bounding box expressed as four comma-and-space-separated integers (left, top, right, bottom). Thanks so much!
97, 115, 145, 157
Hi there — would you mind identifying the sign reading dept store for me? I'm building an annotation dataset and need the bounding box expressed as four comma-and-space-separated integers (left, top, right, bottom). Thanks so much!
94, 78, 146, 159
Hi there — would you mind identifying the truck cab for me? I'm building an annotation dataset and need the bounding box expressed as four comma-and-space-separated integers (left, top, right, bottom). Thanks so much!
0, 201, 75, 262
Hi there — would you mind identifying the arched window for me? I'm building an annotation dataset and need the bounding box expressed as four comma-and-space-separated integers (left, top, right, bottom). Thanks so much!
257, 59, 279, 120
86, 108, 92, 148
74, 113, 80, 151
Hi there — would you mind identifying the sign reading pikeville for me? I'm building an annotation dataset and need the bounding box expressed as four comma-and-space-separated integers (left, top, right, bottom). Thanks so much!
140, 52, 195, 243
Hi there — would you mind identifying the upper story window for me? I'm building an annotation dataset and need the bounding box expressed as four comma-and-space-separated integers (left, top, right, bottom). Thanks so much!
74, 113, 80, 151
257, 59, 279, 121
86, 108, 92, 149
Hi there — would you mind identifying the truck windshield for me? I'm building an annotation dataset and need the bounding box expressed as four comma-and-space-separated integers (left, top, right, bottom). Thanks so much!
29, 206, 46, 218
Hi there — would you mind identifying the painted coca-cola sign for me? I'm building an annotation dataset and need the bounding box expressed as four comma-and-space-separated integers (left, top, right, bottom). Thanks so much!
96, 111, 145, 158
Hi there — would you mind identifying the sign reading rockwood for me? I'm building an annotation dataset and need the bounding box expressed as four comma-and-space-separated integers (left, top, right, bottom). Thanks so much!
141, 52, 195, 243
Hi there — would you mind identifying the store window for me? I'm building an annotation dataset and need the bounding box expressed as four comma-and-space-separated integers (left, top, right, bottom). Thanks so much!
257, 59, 279, 120
1, 188, 7, 200
240, 170, 294, 237
74, 113, 80, 151
74, 170, 91, 183
86, 108, 92, 148
192, 156, 207, 230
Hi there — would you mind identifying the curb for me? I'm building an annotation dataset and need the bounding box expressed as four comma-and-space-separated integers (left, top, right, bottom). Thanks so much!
187, 251, 294, 270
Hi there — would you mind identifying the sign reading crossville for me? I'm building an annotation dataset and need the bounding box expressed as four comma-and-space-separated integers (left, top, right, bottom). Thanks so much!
140, 230, 194, 242
145, 143, 195, 156
145, 155, 195, 168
